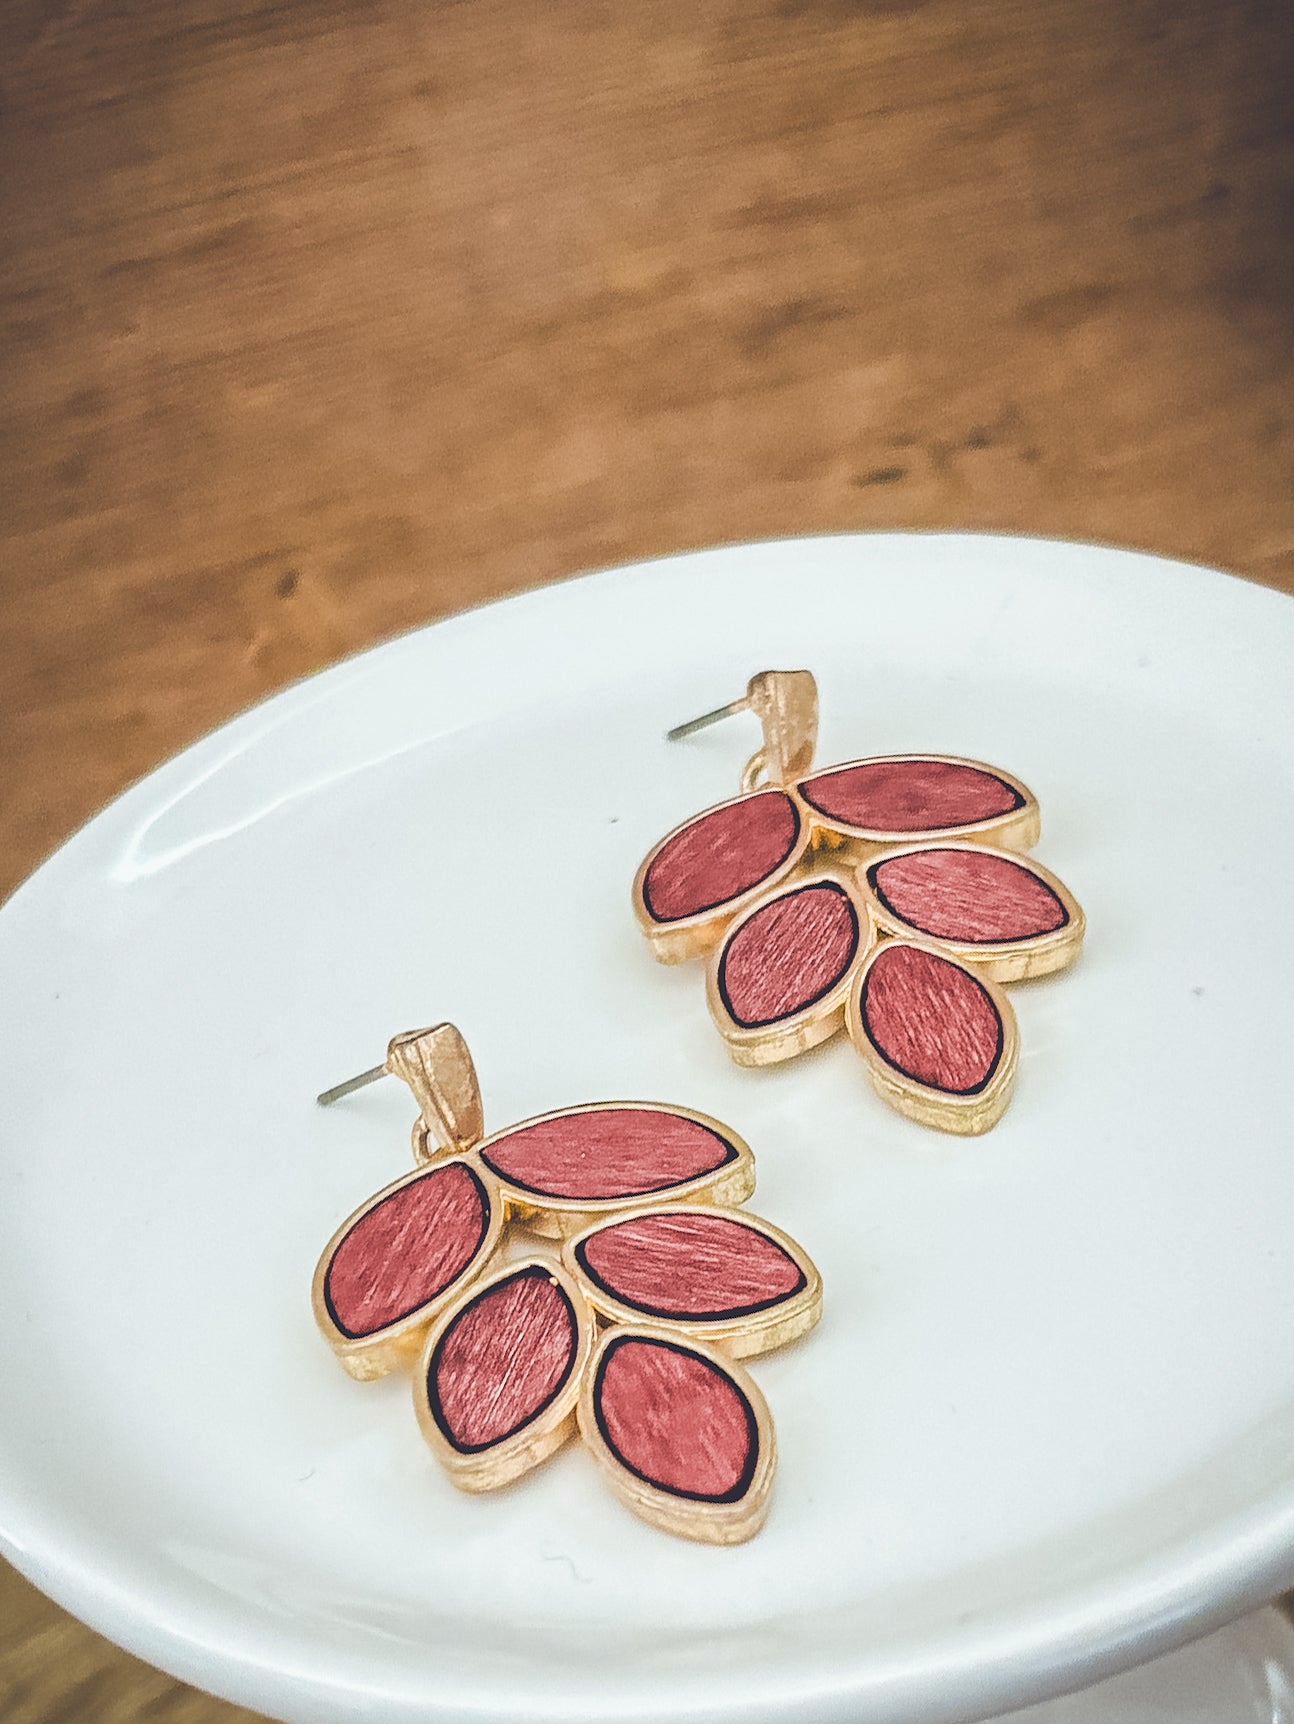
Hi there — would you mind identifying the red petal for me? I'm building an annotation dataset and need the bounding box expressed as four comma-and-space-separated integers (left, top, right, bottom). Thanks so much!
324, 1161, 490, 1339
642, 790, 801, 923
868, 847, 1067, 943
478, 1107, 738, 1201
427, 1266, 578, 1452
800, 758, 1022, 833
592, 1334, 758, 1501
858, 943, 1004, 1094
717, 879, 860, 1027
575, 1210, 804, 1320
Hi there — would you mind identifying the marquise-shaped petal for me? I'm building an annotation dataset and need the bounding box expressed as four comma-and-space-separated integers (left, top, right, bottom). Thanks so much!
798, 755, 1038, 853
847, 940, 1019, 1134
641, 789, 801, 923
476, 1104, 755, 1233
579, 1328, 776, 1543
718, 879, 861, 1027
415, 1259, 592, 1490
707, 874, 870, 1066
632, 789, 810, 962
313, 1159, 502, 1379
860, 844, 1084, 980
564, 1205, 822, 1356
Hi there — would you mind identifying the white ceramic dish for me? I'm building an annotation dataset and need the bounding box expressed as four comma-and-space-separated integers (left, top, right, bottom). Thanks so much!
2, 535, 1293, 1724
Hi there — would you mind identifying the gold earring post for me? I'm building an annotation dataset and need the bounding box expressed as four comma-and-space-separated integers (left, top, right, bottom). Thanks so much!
664, 672, 817, 786
315, 1024, 484, 1158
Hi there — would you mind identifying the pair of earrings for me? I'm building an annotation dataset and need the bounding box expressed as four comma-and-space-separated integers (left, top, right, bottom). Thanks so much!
313, 1024, 821, 1546
633, 671, 1085, 1134
313, 668, 1084, 1544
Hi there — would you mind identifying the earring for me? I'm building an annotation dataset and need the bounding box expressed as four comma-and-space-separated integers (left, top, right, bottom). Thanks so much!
634, 672, 1085, 1134
313, 1024, 821, 1544
633, 670, 1041, 964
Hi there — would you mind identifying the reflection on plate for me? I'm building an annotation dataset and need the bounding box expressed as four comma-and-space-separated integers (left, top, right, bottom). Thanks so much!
1, 536, 1293, 1724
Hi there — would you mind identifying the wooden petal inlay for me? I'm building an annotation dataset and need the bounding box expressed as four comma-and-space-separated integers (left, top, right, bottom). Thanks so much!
718, 879, 859, 1027
324, 1161, 490, 1339
479, 1108, 737, 1201
427, 1265, 578, 1452
800, 758, 1022, 833
642, 790, 800, 922
858, 943, 1004, 1094
576, 1210, 805, 1321
869, 847, 1067, 943
592, 1334, 758, 1502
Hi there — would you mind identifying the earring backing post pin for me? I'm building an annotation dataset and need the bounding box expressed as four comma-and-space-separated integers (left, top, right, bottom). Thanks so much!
665, 697, 748, 743
317, 1063, 388, 1107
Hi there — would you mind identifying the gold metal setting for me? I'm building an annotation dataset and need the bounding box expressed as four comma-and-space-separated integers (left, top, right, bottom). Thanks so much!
314, 1023, 822, 1541
387, 1022, 485, 1157
639, 669, 1086, 1133
740, 668, 819, 785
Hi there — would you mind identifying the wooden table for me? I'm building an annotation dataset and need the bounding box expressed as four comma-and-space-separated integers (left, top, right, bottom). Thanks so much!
2, 0, 1292, 1716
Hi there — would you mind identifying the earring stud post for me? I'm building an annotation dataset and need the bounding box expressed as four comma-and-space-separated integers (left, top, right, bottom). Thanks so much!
665, 697, 748, 742
317, 1063, 388, 1107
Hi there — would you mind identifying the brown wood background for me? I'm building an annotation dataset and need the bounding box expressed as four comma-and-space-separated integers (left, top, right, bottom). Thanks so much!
2, 0, 1292, 1716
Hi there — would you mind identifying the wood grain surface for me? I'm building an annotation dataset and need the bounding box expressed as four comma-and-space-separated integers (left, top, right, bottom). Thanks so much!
2, 0, 1293, 1716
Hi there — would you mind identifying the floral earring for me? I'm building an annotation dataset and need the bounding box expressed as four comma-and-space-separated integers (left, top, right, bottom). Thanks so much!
313, 1024, 821, 1543
633, 672, 1084, 1134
